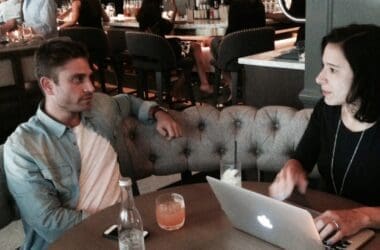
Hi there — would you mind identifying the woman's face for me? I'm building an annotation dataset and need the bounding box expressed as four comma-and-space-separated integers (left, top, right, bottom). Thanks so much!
316, 42, 354, 106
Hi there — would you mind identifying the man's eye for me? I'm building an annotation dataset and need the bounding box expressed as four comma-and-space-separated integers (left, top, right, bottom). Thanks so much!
72, 76, 84, 84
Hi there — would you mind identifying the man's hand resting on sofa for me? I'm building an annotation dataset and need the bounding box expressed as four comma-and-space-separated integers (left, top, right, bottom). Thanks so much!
154, 109, 182, 140
269, 159, 308, 200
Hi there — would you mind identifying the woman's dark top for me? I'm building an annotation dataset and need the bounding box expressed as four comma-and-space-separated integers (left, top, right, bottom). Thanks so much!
225, 0, 266, 35
136, 2, 172, 36
77, 0, 103, 29
294, 99, 380, 206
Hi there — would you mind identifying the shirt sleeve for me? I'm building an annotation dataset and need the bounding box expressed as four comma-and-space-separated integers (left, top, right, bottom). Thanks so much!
3, 141, 83, 243
113, 94, 158, 122
293, 99, 324, 173
23, 0, 57, 38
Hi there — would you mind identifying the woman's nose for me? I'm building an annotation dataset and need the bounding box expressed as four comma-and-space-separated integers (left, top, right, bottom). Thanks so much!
315, 69, 325, 85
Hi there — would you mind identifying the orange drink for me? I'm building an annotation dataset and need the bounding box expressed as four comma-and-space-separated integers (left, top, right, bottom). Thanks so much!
155, 193, 185, 230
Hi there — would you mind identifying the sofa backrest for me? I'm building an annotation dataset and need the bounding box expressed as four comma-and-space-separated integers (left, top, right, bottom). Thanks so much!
122, 104, 316, 181
0, 144, 19, 229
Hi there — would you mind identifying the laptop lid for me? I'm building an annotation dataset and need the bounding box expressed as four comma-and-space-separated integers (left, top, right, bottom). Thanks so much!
206, 176, 374, 250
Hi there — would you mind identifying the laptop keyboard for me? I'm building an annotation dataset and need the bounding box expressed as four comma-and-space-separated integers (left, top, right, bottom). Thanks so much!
286, 202, 352, 249
323, 239, 351, 249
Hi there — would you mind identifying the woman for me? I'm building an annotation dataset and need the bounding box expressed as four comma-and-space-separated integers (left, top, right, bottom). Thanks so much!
269, 24, 380, 245
59, 0, 109, 30
136, 0, 213, 95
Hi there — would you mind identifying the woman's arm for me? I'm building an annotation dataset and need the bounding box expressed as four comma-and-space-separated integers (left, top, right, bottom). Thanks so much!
168, 0, 177, 23
101, 6, 110, 23
59, 0, 81, 29
0, 18, 17, 34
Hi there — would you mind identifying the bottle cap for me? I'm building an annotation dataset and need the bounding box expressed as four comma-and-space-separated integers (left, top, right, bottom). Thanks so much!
119, 177, 132, 187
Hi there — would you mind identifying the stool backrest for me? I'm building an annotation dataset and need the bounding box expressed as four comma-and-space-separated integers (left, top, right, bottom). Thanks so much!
125, 31, 176, 71
107, 28, 128, 54
59, 27, 109, 67
217, 27, 275, 71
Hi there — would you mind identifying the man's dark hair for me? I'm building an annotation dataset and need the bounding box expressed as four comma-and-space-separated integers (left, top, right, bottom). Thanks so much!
35, 38, 89, 83
322, 24, 380, 123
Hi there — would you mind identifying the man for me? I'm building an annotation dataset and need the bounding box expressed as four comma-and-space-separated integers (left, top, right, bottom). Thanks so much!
4, 39, 181, 250
22, 0, 57, 38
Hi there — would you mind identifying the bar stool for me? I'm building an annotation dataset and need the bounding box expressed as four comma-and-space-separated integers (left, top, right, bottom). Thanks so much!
125, 31, 195, 106
212, 27, 275, 104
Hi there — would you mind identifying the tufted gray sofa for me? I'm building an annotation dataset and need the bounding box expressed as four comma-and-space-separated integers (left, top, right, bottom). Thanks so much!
0, 104, 316, 226
121, 104, 318, 188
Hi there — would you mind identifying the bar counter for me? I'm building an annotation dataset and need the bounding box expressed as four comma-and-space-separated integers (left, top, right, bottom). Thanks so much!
108, 16, 228, 36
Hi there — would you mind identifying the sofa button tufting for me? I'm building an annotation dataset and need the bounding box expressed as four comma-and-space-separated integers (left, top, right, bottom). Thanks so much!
183, 148, 191, 157
149, 154, 156, 162
255, 149, 261, 156
272, 122, 279, 130
217, 147, 226, 155
234, 120, 242, 128
198, 122, 205, 131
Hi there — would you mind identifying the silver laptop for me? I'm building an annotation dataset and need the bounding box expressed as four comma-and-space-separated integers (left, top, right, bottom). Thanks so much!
206, 176, 375, 250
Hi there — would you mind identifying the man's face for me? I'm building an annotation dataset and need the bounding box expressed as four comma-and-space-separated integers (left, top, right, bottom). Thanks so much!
316, 43, 354, 106
47, 58, 95, 113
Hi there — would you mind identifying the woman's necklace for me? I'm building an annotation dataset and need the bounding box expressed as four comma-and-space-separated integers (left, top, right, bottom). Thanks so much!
330, 119, 365, 195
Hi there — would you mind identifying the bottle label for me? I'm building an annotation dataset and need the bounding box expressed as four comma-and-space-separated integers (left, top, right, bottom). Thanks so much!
119, 229, 145, 250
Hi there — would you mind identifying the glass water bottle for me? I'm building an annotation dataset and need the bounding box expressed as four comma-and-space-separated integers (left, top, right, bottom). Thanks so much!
118, 177, 145, 250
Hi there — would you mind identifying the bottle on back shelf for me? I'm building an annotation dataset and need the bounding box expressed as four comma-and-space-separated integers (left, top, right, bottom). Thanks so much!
219, 0, 228, 22
118, 177, 145, 250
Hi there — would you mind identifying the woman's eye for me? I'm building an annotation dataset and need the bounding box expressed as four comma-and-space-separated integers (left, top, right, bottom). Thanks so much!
329, 67, 336, 73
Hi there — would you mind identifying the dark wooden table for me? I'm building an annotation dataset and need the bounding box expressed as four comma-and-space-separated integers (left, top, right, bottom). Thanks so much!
50, 182, 379, 250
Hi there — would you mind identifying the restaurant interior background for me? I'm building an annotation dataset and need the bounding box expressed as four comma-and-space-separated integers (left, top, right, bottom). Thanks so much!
1, 0, 380, 248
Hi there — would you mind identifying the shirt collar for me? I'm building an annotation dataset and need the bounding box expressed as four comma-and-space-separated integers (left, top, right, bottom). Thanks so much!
36, 100, 95, 137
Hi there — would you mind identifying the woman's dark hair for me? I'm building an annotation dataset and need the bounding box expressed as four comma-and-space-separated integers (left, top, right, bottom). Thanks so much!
35, 38, 89, 83
322, 24, 380, 122
136, 0, 163, 31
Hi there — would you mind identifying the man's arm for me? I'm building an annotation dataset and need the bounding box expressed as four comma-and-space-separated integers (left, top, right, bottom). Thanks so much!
4, 142, 84, 243
113, 94, 181, 139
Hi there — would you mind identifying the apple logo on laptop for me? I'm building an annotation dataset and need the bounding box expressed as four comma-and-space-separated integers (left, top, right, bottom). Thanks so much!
257, 214, 273, 229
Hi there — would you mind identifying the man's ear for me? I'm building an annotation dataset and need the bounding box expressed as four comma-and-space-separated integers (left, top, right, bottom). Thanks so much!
39, 77, 55, 95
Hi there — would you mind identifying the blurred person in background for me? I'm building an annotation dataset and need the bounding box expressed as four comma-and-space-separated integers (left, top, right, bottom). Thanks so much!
23, 0, 58, 38
58, 0, 110, 30
0, 0, 21, 34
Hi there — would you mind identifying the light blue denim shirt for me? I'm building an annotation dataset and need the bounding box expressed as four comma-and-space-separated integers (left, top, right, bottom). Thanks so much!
4, 93, 157, 250
23, 0, 58, 38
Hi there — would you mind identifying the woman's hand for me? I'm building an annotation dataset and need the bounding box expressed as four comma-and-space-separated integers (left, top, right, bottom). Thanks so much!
315, 208, 370, 245
269, 159, 308, 200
